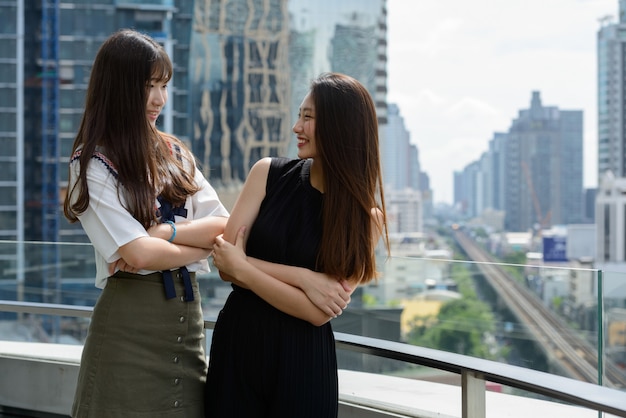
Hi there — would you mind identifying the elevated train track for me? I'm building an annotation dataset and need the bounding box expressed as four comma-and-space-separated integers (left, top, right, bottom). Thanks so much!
453, 229, 626, 389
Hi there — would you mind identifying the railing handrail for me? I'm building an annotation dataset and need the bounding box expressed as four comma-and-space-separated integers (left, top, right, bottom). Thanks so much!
1, 300, 625, 417
335, 332, 626, 417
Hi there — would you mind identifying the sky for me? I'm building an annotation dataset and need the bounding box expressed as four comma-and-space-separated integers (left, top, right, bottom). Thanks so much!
386, 0, 617, 205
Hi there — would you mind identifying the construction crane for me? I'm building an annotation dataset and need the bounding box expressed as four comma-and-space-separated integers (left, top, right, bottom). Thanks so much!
521, 161, 551, 230
598, 15, 614, 28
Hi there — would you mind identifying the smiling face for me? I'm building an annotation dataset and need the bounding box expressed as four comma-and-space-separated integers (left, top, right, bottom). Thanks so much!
146, 77, 168, 128
293, 92, 317, 159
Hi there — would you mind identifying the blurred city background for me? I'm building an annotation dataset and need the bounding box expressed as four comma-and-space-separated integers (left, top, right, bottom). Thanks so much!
1, 0, 626, 412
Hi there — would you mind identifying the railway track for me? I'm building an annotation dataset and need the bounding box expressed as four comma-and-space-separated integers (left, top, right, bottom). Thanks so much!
453, 229, 626, 389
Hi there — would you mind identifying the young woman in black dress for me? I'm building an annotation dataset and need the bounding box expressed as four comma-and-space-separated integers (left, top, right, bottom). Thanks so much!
206, 72, 389, 418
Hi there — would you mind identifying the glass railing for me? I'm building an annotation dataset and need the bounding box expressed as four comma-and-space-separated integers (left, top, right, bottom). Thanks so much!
0, 238, 625, 395
114, 0, 174, 7
337, 253, 626, 393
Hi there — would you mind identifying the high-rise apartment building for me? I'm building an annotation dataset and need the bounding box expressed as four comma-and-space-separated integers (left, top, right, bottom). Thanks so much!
454, 92, 583, 232
595, 172, 626, 301
383, 103, 414, 191
287, 0, 388, 155
383, 105, 424, 234
597, 1, 626, 181
593, 0, 626, 311
505, 92, 583, 232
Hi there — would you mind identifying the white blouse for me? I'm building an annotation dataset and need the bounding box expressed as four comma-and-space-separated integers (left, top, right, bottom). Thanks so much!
68, 151, 229, 289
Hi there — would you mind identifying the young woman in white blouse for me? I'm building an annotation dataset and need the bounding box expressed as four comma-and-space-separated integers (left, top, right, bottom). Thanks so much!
63, 29, 228, 417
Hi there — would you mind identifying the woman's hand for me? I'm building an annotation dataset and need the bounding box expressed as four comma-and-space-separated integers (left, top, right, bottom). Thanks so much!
299, 271, 352, 318
212, 226, 248, 278
108, 258, 139, 275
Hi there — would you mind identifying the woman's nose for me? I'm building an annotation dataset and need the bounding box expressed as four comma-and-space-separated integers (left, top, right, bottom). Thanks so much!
153, 92, 165, 106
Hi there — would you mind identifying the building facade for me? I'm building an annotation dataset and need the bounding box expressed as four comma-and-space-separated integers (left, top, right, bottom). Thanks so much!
3, 0, 391, 303
504, 91, 583, 231
189, 0, 292, 190
597, 4, 626, 181
287, 0, 388, 156
5, 0, 193, 303
383, 103, 415, 191
454, 91, 583, 233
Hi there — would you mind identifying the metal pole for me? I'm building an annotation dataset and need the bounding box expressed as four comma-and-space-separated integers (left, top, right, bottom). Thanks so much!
597, 269, 604, 418
16, 0, 25, 312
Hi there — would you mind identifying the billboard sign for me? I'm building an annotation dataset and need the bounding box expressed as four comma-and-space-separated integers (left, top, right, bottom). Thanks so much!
543, 235, 568, 262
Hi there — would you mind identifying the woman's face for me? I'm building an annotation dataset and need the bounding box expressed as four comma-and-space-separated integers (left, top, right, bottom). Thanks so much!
146, 77, 168, 128
293, 92, 317, 159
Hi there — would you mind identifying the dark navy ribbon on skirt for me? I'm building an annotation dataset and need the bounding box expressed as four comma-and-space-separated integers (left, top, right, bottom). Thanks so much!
157, 196, 193, 302
162, 267, 194, 302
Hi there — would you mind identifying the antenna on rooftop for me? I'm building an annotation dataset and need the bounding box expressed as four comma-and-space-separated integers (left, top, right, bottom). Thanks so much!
598, 15, 614, 27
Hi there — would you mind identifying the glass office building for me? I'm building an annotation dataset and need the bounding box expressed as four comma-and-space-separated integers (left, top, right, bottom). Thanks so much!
597, 4, 626, 181
287, 0, 387, 155
2, 0, 387, 303
189, 0, 292, 189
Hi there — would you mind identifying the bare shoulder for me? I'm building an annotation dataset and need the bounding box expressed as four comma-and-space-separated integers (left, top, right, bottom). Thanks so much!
244, 157, 271, 190
248, 157, 271, 177
224, 158, 272, 242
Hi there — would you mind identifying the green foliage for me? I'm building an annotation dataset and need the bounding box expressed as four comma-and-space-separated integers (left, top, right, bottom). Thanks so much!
474, 227, 488, 239
407, 298, 496, 358
502, 251, 526, 265
406, 263, 498, 359
362, 293, 378, 307
500, 251, 526, 283
388, 299, 402, 308
450, 262, 477, 299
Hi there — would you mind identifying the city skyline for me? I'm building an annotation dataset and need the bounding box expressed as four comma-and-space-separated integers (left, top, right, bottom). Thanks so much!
387, 0, 615, 205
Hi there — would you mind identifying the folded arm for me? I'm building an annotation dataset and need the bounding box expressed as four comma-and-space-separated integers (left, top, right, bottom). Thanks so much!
147, 215, 228, 249
112, 236, 212, 273
246, 257, 352, 317
215, 158, 350, 325
212, 228, 335, 326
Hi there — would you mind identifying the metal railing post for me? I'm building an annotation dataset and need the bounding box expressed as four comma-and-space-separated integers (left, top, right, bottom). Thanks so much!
462, 370, 486, 418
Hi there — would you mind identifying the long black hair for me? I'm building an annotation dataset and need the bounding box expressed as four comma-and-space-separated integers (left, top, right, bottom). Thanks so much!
311, 73, 389, 283
64, 29, 199, 228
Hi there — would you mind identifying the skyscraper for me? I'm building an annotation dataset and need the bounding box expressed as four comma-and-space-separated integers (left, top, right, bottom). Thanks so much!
383, 103, 424, 234
454, 92, 583, 232
504, 92, 583, 232
287, 0, 388, 155
4, 0, 391, 303
5, 0, 194, 303
189, 0, 292, 191
597, 2, 626, 180
383, 103, 413, 190
4, 0, 292, 302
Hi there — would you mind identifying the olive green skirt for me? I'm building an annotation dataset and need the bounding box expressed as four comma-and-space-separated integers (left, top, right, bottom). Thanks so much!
72, 270, 206, 417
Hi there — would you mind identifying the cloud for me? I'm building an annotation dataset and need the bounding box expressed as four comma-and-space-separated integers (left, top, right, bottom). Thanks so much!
444, 97, 501, 119
386, 0, 614, 203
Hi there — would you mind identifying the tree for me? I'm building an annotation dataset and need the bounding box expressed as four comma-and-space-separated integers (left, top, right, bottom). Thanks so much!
406, 296, 496, 359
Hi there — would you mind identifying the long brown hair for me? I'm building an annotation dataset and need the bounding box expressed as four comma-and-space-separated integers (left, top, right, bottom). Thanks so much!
64, 29, 199, 229
311, 73, 389, 284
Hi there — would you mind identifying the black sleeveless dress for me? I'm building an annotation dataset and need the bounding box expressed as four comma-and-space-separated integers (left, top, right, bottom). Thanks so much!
205, 158, 338, 418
